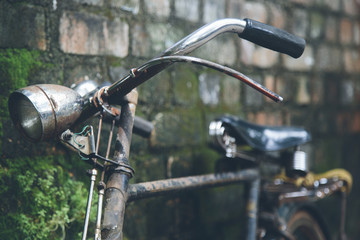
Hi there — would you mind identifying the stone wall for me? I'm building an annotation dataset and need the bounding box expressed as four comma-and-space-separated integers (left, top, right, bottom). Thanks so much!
1, 0, 360, 239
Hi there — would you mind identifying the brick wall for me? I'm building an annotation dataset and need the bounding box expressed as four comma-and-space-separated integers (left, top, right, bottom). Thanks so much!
1, 0, 360, 239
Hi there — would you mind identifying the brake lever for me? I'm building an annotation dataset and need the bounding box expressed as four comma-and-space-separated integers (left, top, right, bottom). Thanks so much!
129, 55, 283, 102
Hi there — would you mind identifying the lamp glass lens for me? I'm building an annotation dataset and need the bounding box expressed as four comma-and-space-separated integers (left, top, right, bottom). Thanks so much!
15, 95, 43, 141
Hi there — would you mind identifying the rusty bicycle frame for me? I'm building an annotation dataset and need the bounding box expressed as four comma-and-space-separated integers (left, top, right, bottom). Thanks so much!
97, 97, 348, 240
8, 18, 351, 240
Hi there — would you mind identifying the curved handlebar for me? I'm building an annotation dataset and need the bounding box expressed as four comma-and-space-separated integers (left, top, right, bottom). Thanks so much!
76, 18, 304, 124
163, 18, 247, 56
105, 19, 248, 102
105, 18, 304, 103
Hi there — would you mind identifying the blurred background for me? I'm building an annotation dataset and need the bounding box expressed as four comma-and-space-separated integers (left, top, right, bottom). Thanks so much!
0, 0, 359, 239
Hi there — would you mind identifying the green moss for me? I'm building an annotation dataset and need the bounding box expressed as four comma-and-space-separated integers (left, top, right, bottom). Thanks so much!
0, 48, 44, 151
0, 154, 95, 239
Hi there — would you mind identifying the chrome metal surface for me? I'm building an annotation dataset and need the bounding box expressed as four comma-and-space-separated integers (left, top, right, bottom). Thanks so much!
82, 169, 97, 240
8, 84, 84, 141
289, 150, 308, 175
209, 120, 237, 157
106, 19, 248, 100
209, 120, 256, 161
72, 79, 98, 97
163, 18, 246, 56
264, 180, 346, 205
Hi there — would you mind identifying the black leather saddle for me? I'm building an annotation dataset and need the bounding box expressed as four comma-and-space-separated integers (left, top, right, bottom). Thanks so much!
217, 115, 311, 152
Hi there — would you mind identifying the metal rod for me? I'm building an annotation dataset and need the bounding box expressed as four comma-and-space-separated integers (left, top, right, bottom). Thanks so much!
95, 119, 116, 240
277, 180, 345, 205
246, 178, 260, 240
95, 114, 103, 155
339, 191, 347, 240
82, 169, 97, 240
127, 169, 259, 202
94, 188, 104, 240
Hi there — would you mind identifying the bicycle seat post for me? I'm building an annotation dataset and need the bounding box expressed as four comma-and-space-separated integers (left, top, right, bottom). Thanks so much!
101, 89, 138, 240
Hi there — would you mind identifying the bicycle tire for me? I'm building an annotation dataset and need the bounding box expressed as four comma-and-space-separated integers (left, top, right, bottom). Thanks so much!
286, 210, 327, 240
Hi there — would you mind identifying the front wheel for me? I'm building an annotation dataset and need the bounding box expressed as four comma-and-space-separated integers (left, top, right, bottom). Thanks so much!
286, 210, 327, 240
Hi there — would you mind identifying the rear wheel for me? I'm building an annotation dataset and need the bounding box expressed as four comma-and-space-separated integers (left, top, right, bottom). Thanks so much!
286, 210, 327, 240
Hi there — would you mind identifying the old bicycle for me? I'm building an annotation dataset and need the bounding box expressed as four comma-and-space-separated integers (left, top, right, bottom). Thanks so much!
8, 18, 352, 239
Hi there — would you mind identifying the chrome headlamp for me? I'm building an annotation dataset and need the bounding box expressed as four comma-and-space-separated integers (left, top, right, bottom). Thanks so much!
8, 84, 84, 141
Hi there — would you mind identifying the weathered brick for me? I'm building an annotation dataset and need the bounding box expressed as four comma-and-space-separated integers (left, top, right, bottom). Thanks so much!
289, 0, 311, 6
315, 45, 342, 71
226, 0, 244, 18
150, 110, 203, 148
310, 12, 324, 39
323, 0, 341, 12
295, 77, 311, 105
73, 0, 104, 6
291, 9, 308, 38
63, 60, 102, 87
283, 46, 314, 71
0, 3, 46, 50
109, 66, 129, 82
222, 75, 241, 107
344, 48, 359, 72
244, 75, 263, 107
340, 18, 353, 44
268, 3, 285, 29
336, 112, 352, 134
144, 0, 171, 18
325, 16, 338, 42
240, 2, 267, 23
311, 75, 324, 104
247, 111, 282, 126
276, 75, 296, 102
239, 40, 255, 66
354, 21, 360, 45
256, 111, 283, 126
343, 0, 359, 16
174, 0, 199, 22
350, 112, 360, 133
172, 66, 199, 107
199, 73, 220, 105
138, 70, 171, 111
59, 11, 129, 57
131, 23, 151, 57
195, 36, 237, 66
252, 47, 279, 68
147, 22, 184, 55
109, 0, 140, 14
264, 75, 275, 103
340, 80, 354, 105
240, 40, 279, 68
203, 0, 225, 23
254, 112, 267, 125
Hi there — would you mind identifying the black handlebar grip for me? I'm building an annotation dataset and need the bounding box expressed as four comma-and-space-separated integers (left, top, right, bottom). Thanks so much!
238, 18, 306, 58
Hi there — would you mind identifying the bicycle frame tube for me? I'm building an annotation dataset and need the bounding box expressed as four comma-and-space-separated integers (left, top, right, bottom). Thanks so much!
101, 89, 138, 240
127, 169, 259, 201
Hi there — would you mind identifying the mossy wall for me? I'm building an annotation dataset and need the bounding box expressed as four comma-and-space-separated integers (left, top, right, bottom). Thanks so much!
1, 0, 360, 239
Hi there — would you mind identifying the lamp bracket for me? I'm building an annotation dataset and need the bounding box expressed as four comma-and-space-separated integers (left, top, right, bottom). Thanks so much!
60, 127, 96, 156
